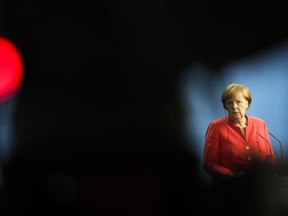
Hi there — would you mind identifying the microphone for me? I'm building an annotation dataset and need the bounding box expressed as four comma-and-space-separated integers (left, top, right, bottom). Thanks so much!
256, 132, 273, 161
268, 131, 283, 161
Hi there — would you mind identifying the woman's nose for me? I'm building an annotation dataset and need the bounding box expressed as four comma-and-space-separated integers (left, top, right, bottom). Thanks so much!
232, 102, 238, 108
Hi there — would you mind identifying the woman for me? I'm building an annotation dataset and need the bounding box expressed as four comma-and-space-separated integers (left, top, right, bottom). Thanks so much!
203, 83, 276, 180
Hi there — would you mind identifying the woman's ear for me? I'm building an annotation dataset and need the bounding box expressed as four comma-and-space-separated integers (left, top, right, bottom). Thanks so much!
245, 100, 249, 109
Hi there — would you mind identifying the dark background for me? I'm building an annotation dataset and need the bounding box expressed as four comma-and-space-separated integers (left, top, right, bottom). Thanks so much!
1, 0, 288, 215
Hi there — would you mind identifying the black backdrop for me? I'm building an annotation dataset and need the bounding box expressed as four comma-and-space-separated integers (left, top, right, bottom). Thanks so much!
1, 1, 288, 215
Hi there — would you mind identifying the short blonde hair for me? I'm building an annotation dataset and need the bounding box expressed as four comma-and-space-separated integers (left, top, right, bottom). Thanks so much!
221, 83, 252, 109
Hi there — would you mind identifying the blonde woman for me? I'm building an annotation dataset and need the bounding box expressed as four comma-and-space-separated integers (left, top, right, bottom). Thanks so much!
203, 83, 276, 180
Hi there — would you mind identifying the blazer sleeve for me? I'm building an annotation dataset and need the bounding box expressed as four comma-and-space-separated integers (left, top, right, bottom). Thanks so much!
203, 122, 232, 177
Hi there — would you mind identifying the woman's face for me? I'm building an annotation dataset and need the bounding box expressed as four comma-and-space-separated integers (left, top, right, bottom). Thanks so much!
225, 92, 249, 122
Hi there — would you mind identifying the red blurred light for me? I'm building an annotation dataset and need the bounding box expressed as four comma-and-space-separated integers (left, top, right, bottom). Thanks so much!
0, 37, 23, 102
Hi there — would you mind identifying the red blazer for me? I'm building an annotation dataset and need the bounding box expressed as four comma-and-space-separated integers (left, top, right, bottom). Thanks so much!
203, 115, 276, 177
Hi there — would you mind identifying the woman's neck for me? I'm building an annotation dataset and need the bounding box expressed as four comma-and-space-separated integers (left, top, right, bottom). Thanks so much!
230, 116, 247, 128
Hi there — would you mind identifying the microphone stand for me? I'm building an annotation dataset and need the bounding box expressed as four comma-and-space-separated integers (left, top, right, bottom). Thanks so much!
268, 132, 283, 162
